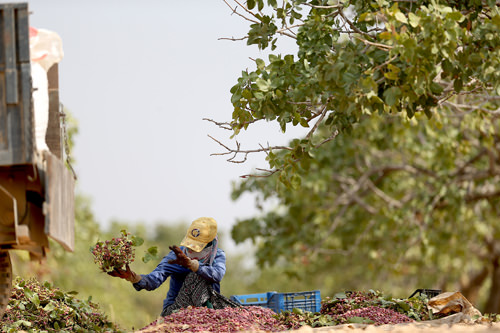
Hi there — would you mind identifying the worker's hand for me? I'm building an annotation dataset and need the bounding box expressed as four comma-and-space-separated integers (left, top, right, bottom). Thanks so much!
107, 264, 141, 283
168, 245, 199, 272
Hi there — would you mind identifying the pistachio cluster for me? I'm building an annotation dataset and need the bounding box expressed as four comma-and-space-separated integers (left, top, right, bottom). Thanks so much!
91, 230, 142, 273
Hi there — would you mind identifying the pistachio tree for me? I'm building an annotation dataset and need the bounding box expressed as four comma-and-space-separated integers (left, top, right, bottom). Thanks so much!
216, 0, 500, 313
217, 0, 499, 181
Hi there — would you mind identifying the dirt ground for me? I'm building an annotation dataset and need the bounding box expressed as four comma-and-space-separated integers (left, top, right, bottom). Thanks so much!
139, 321, 500, 333
139, 322, 500, 333
280, 322, 500, 332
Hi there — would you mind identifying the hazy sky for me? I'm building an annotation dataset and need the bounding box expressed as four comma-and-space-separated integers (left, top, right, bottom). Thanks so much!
21, 0, 305, 246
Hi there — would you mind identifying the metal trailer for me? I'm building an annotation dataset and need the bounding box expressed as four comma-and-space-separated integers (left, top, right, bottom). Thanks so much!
0, 3, 75, 317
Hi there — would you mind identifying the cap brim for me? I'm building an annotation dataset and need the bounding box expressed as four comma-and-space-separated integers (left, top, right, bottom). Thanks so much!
180, 235, 207, 252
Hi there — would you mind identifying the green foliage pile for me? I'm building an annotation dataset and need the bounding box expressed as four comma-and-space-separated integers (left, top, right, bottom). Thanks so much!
276, 290, 500, 329
275, 290, 429, 329
0, 277, 120, 333
321, 290, 434, 321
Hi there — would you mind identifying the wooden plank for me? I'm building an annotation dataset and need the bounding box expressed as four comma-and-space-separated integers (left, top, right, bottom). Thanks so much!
44, 151, 74, 252
0, 181, 17, 244
46, 64, 61, 158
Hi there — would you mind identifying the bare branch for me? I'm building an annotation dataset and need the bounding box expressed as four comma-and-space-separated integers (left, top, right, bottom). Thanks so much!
443, 100, 500, 115
373, 55, 398, 72
203, 118, 233, 130
366, 179, 403, 208
276, 27, 299, 39
208, 134, 293, 164
354, 35, 392, 50
306, 105, 328, 140
451, 148, 487, 178
466, 189, 500, 203
222, 0, 260, 23
313, 129, 339, 148
218, 36, 248, 42
240, 168, 280, 179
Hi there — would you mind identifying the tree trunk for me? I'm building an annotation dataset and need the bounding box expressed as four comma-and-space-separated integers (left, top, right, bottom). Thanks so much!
484, 256, 500, 314
460, 266, 489, 306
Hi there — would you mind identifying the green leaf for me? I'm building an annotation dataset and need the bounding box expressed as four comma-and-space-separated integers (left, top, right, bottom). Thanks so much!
256, 58, 266, 70
247, 0, 255, 10
397, 300, 411, 312
290, 174, 301, 189
430, 82, 444, 95
23, 288, 34, 300
384, 71, 399, 80
395, 12, 408, 24
30, 293, 40, 307
387, 64, 400, 73
14, 320, 32, 328
44, 301, 56, 313
358, 12, 374, 22
446, 11, 463, 22
142, 246, 159, 263
256, 78, 270, 92
131, 235, 144, 247
453, 78, 463, 92
348, 316, 374, 324
267, 0, 277, 8
334, 292, 347, 299
408, 13, 420, 28
379, 31, 392, 40
383, 86, 402, 106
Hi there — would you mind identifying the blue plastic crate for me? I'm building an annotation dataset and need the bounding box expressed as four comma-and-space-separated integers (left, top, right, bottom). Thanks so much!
267, 290, 321, 313
230, 292, 275, 307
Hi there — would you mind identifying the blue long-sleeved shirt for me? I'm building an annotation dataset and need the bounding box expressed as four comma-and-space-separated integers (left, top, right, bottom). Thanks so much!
133, 247, 226, 310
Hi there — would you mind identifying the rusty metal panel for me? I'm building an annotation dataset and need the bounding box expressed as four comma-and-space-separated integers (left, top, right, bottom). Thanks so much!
0, 73, 6, 152
3, 6, 18, 105
44, 151, 74, 252
0, 182, 17, 244
0, 3, 33, 166
45, 64, 61, 158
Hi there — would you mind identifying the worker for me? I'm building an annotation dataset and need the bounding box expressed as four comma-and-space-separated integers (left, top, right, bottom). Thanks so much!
108, 217, 238, 316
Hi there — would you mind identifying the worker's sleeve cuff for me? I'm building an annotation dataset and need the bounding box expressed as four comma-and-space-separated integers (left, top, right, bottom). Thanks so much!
189, 259, 199, 272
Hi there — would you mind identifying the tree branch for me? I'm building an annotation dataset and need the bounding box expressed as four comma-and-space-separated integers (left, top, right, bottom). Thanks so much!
306, 105, 328, 140
223, 0, 260, 24
354, 35, 392, 50
208, 134, 293, 163
203, 118, 233, 130
338, 10, 375, 41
